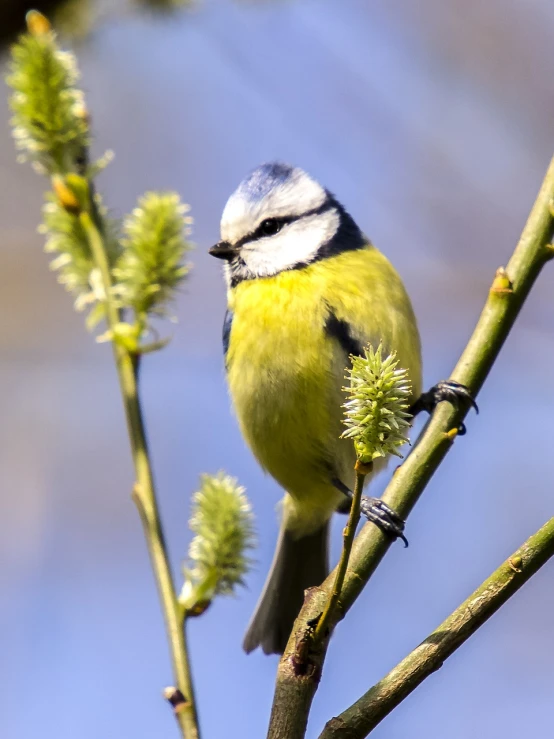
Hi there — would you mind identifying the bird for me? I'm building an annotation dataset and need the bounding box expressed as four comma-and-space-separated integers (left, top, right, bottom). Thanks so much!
209, 162, 474, 655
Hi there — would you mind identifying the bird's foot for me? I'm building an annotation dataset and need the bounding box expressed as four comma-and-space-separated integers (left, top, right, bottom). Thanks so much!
360, 497, 408, 547
332, 478, 408, 547
409, 380, 478, 435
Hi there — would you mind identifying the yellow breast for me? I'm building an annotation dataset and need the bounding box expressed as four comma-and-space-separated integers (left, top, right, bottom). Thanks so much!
225, 245, 422, 530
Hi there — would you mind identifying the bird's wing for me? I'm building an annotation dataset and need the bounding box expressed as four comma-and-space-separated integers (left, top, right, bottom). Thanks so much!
322, 246, 422, 399
222, 309, 233, 365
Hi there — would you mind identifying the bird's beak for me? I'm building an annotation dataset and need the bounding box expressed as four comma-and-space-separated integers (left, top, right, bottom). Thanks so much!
209, 241, 239, 260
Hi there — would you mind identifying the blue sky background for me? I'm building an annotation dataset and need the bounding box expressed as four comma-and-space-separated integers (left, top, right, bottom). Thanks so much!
1, 1, 554, 737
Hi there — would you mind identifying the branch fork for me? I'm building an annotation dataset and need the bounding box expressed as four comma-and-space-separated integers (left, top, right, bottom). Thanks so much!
267, 156, 554, 739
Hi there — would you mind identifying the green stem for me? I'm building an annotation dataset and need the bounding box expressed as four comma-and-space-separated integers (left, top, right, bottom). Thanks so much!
314, 470, 366, 643
80, 211, 200, 739
319, 516, 554, 738
266, 157, 554, 739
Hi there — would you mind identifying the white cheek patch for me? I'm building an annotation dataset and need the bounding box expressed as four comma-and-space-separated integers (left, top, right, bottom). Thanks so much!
240, 209, 340, 278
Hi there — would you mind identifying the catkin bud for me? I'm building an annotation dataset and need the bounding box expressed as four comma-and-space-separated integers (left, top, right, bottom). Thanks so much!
342, 344, 412, 464
180, 473, 255, 613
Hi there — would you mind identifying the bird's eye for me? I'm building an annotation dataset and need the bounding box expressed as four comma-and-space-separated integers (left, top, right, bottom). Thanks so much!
259, 218, 282, 236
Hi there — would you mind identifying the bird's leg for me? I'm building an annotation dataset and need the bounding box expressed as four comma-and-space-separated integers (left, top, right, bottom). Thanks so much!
332, 478, 408, 547
409, 380, 478, 435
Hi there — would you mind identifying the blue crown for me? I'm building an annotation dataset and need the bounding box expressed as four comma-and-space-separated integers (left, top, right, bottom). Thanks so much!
237, 162, 295, 202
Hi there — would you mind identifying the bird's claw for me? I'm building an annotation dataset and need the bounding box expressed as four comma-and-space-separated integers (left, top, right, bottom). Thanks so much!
332, 478, 408, 547
431, 380, 478, 413
409, 380, 478, 434
360, 497, 408, 548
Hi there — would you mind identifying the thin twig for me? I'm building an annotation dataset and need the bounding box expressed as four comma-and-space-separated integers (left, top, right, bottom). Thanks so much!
314, 469, 367, 643
319, 516, 554, 738
266, 157, 554, 739
81, 211, 200, 739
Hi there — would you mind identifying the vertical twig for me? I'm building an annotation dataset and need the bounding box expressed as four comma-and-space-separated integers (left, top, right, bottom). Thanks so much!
314, 468, 367, 643
81, 211, 200, 739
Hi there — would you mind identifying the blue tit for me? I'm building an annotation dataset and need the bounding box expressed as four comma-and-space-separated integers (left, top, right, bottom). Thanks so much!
210, 162, 423, 655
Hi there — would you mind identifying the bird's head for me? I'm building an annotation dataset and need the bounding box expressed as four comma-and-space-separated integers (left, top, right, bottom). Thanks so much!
209, 162, 364, 286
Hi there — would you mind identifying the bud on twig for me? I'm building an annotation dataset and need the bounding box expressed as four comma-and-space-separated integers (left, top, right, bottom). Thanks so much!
7, 21, 89, 174
113, 192, 193, 341
180, 473, 255, 614
26, 10, 52, 36
52, 178, 79, 213
342, 344, 412, 464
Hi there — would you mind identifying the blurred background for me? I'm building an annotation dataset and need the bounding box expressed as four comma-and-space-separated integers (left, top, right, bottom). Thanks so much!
1, 1, 554, 737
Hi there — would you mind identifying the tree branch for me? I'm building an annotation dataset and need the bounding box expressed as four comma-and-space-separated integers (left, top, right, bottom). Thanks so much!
267, 156, 554, 739
81, 212, 200, 739
319, 515, 554, 737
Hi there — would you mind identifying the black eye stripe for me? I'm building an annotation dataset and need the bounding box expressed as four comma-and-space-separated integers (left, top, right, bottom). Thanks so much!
234, 196, 334, 248
253, 217, 285, 239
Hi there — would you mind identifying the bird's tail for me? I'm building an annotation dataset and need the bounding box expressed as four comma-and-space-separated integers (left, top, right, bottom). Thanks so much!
243, 521, 329, 655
